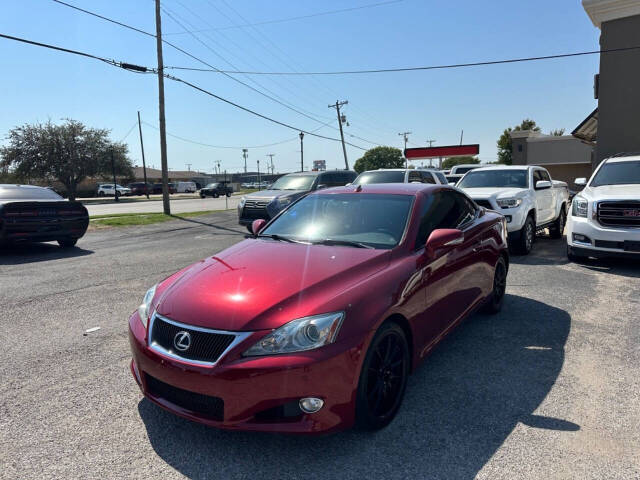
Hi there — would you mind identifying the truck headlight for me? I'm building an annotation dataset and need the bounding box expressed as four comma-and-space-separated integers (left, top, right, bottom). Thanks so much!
243, 312, 344, 356
572, 195, 588, 217
496, 198, 522, 208
137, 284, 157, 329
239, 196, 246, 208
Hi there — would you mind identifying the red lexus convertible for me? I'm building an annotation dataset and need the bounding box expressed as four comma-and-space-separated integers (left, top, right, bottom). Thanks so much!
129, 184, 509, 434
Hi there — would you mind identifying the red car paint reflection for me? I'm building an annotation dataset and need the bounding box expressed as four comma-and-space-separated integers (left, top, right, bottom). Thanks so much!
129, 184, 509, 433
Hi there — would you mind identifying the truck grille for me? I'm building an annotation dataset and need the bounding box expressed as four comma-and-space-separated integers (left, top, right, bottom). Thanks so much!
597, 201, 640, 228
241, 199, 270, 221
145, 374, 224, 420
149, 315, 236, 364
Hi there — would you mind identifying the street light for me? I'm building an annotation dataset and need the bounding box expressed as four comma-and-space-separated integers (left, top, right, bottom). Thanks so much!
299, 132, 304, 172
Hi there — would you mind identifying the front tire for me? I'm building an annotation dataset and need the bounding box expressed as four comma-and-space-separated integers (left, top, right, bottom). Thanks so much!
483, 257, 507, 314
213, 192, 220, 198
514, 215, 535, 255
58, 238, 78, 248
355, 322, 409, 430
548, 206, 566, 239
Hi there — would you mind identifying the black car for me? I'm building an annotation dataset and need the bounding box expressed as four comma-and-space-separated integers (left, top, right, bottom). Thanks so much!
200, 181, 233, 198
0, 184, 89, 248
238, 170, 357, 230
152, 183, 176, 194
127, 182, 152, 195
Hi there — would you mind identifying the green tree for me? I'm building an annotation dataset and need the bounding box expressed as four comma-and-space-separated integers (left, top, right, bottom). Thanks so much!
0, 119, 133, 200
442, 156, 480, 170
549, 128, 565, 136
497, 118, 541, 165
353, 146, 404, 173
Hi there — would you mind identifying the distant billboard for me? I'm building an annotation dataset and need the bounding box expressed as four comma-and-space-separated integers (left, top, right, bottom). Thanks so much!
313, 160, 326, 171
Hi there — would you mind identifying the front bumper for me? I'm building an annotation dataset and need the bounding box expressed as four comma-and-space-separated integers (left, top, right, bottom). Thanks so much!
566, 215, 640, 258
129, 313, 367, 434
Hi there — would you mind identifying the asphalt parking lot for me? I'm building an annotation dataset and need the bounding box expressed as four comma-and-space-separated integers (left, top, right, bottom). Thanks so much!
1, 211, 639, 479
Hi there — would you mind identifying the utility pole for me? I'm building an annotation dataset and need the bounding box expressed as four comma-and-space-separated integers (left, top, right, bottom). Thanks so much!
266, 154, 275, 176
426, 139, 436, 169
215, 160, 221, 176
242, 149, 248, 174
155, 0, 170, 214
257, 160, 261, 191
329, 100, 349, 170
459, 130, 464, 145
137, 111, 149, 199
185, 163, 192, 171
110, 148, 119, 203
299, 132, 304, 172
427, 139, 436, 147
398, 131, 412, 168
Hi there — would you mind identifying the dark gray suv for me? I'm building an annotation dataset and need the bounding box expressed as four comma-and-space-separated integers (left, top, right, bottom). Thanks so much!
238, 170, 357, 230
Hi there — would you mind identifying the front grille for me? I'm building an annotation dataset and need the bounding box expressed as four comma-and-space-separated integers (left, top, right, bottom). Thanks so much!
145, 374, 224, 420
597, 201, 640, 227
241, 200, 270, 221
594, 239, 622, 249
150, 316, 235, 363
474, 199, 494, 210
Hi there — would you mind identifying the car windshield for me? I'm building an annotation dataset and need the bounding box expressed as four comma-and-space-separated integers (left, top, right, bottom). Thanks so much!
457, 170, 528, 188
269, 175, 315, 191
590, 160, 640, 186
260, 193, 413, 249
205, 183, 218, 188
353, 171, 405, 184
0, 186, 63, 200
453, 166, 478, 174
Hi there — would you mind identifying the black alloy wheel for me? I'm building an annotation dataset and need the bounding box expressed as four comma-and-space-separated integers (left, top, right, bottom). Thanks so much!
356, 322, 409, 430
484, 257, 507, 314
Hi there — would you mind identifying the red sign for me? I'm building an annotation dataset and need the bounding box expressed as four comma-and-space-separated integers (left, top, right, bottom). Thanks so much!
404, 144, 480, 159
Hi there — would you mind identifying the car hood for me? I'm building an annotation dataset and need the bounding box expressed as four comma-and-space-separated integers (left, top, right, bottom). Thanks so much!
244, 189, 307, 201
460, 187, 526, 199
155, 239, 390, 331
581, 184, 640, 200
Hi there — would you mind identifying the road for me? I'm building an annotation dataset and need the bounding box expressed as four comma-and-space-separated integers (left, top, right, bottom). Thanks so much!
1, 212, 639, 479
84, 195, 241, 216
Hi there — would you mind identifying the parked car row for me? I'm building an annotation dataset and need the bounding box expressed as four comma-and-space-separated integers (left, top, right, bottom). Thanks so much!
241, 181, 271, 189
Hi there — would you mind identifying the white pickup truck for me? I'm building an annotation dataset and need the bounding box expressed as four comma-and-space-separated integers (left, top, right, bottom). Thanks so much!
566, 153, 640, 261
457, 166, 569, 254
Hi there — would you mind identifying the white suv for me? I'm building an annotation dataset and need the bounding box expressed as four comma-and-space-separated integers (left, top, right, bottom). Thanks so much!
566, 154, 640, 261
97, 184, 131, 197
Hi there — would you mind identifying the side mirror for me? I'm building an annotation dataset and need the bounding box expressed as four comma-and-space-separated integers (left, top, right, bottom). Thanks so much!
251, 219, 267, 235
574, 177, 587, 186
535, 180, 551, 190
424, 229, 464, 259
345, 182, 352, 186
317, 184, 328, 190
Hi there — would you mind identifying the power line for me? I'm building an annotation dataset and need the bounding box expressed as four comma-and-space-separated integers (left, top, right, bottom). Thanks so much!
163, 0, 405, 34
164, 45, 640, 75
0, 32, 368, 150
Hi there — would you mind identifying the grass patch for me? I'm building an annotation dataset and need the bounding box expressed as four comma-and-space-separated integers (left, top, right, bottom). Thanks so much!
90, 210, 221, 228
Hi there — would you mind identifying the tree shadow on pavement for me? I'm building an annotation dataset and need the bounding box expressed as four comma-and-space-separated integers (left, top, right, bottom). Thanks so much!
169, 214, 246, 235
138, 294, 573, 480
0, 242, 93, 265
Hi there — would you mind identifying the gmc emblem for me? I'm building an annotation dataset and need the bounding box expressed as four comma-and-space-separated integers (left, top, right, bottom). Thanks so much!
623, 209, 640, 217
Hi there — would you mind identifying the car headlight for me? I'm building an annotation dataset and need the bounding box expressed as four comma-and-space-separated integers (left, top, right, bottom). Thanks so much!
243, 312, 344, 356
496, 198, 522, 208
572, 195, 588, 217
137, 284, 157, 329
239, 196, 246, 208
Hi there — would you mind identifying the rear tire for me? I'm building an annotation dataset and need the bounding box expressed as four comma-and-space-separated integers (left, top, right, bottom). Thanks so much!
483, 257, 507, 314
548, 206, 566, 239
355, 322, 409, 430
514, 215, 535, 255
58, 238, 78, 248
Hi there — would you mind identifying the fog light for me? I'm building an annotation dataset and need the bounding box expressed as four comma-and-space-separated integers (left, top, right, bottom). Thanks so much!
299, 397, 324, 413
572, 233, 591, 245
505, 215, 512, 223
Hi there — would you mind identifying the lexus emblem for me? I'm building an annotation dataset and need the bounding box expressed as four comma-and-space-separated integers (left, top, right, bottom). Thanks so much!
173, 331, 192, 352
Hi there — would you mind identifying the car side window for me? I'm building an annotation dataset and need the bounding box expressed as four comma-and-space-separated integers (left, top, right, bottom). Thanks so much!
421, 172, 436, 184
408, 171, 422, 183
415, 190, 478, 247
540, 170, 551, 182
434, 172, 447, 184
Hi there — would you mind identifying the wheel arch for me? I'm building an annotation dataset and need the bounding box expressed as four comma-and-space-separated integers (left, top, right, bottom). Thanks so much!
381, 313, 415, 372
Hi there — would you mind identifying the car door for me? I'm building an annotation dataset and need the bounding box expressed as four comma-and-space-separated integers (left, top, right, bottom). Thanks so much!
533, 169, 554, 223
413, 190, 482, 351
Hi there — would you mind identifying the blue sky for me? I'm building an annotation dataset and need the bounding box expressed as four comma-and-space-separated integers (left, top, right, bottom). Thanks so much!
0, 0, 600, 174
